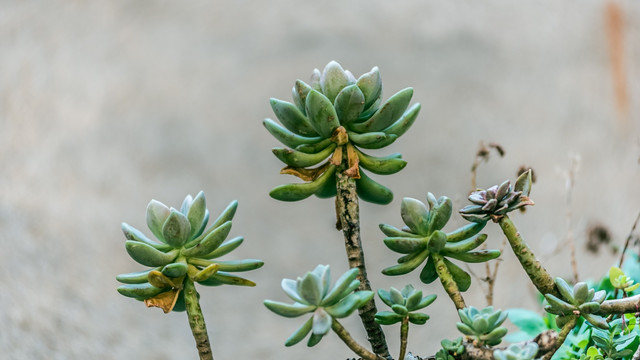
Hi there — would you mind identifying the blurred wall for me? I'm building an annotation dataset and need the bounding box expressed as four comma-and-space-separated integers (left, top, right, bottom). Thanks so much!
1, 1, 639, 359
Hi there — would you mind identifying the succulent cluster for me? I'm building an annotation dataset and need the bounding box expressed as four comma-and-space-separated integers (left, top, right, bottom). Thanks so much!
493, 343, 539, 360
263, 265, 373, 347
374, 284, 436, 325
456, 306, 509, 346
435, 337, 465, 359
609, 266, 640, 293
265, 61, 420, 204
459, 170, 534, 223
544, 277, 608, 329
116, 192, 263, 312
380, 194, 499, 291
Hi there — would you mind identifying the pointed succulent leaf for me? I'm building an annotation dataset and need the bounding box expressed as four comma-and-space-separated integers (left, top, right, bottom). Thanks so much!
408, 312, 430, 325
555, 277, 576, 304
390, 287, 405, 305
427, 230, 448, 253
428, 195, 452, 232
270, 98, 318, 136
299, 271, 323, 305
383, 237, 426, 254
349, 88, 413, 133
573, 282, 589, 304
375, 311, 403, 325
320, 61, 350, 103
414, 294, 437, 311
382, 103, 421, 138
456, 322, 475, 336
401, 197, 430, 234
334, 84, 365, 125
285, 316, 313, 347
325, 291, 373, 318
514, 169, 533, 197
264, 300, 316, 318
443, 234, 488, 254
186, 191, 207, 238
161, 210, 191, 248
391, 304, 408, 315
125, 241, 178, 267
182, 221, 232, 258
281, 278, 307, 304
379, 223, 421, 238
312, 308, 332, 335
307, 332, 324, 347
377, 289, 395, 308
321, 268, 359, 306
382, 249, 429, 276
419, 256, 438, 284
201, 236, 243, 259
121, 222, 171, 251
305, 90, 340, 138
444, 258, 471, 292
356, 66, 382, 110
146, 200, 171, 242
405, 289, 423, 310
583, 313, 609, 330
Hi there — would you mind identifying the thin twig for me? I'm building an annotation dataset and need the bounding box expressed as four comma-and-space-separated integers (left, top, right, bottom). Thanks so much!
618, 210, 640, 269
564, 155, 580, 283
470, 142, 505, 193
332, 319, 383, 360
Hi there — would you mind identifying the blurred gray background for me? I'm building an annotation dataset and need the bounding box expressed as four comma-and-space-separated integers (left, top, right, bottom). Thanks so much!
1, 1, 639, 359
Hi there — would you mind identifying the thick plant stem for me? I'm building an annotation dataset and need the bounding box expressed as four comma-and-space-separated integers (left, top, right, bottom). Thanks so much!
184, 278, 214, 360
332, 319, 382, 360
498, 216, 559, 298
433, 254, 466, 310
399, 317, 409, 360
541, 316, 577, 360
335, 169, 390, 359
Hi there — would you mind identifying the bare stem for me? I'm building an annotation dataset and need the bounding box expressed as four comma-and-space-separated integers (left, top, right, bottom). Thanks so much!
399, 317, 409, 360
332, 319, 383, 360
541, 316, 577, 360
498, 216, 559, 298
335, 168, 390, 359
183, 277, 214, 360
433, 254, 466, 310
618, 210, 640, 269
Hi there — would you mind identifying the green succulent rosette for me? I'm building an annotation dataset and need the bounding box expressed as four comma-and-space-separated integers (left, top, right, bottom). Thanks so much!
375, 284, 437, 325
544, 277, 608, 330
264, 61, 421, 205
116, 192, 263, 313
609, 266, 640, 293
439, 337, 465, 358
459, 170, 534, 223
380, 193, 500, 291
456, 306, 509, 346
493, 343, 538, 360
264, 264, 373, 347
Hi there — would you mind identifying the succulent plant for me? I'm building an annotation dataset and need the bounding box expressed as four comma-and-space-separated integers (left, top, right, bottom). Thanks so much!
265, 61, 421, 205
588, 322, 637, 360
264, 265, 373, 347
456, 306, 509, 346
380, 194, 499, 297
440, 337, 465, 357
459, 170, 534, 223
609, 266, 640, 293
544, 277, 608, 330
116, 192, 263, 313
493, 343, 539, 360
374, 284, 437, 325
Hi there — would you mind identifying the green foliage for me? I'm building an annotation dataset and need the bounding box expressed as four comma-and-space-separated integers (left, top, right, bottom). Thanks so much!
264, 265, 373, 347
439, 337, 465, 358
609, 267, 640, 293
459, 170, 534, 223
544, 277, 608, 330
116, 192, 263, 312
493, 343, 538, 360
265, 61, 421, 204
375, 284, 436, 325
380, 194, 500, 290
456, 306, 509, 346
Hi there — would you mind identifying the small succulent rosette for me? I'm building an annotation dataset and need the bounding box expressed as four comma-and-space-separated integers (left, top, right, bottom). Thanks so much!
265, 61, 421, 204
609, 266, 640, 294
375, 284, 437, 325
439, 337, 465, 358
493, 343, 539, 360
456, 306, 509, 346
264, 265, 373, 347
544, 277, 608, 329
116, 191, 263, 313
380, 194, 499, 291
460, 170, 534, 223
